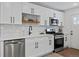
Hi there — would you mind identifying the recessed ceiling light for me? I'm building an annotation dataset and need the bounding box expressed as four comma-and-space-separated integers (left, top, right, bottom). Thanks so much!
73, 3, 78, 6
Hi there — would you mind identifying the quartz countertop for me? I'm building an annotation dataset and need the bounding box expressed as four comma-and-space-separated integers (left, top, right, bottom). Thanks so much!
0, 34, 54, 42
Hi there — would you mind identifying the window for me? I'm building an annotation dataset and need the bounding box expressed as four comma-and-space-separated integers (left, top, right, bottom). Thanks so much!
73, 15, 79, 24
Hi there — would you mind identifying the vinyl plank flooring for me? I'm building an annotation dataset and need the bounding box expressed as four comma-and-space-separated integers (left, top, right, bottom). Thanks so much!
57, 48, 79, 57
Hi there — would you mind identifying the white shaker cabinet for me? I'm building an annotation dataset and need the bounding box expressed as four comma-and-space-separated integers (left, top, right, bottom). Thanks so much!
22, 3, 64, 26
26, 37, 41, 57
22, 3, 53, 25
11, 3, 22, 24
64, 34, 68, 48
0, 2, 12, 24
26, 35, 54, 57
22, 3, 31, 14
48, 36, 54, 51
39, 36, 54, 56
64, 34, 71, 48
0, 2, 22, 24
22, 3, 40, 15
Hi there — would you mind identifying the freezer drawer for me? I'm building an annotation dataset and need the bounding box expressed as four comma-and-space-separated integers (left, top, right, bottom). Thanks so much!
4, 39, 25, 57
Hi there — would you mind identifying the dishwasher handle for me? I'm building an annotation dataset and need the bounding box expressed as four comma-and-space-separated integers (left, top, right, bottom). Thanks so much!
5, 41, 21, 45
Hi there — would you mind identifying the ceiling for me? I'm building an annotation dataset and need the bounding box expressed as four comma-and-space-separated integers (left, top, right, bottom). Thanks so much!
31, 2, 79, 12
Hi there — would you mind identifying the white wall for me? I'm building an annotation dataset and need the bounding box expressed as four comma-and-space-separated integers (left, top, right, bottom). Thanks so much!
64, 8, 79, 34
64, 7, 79, 49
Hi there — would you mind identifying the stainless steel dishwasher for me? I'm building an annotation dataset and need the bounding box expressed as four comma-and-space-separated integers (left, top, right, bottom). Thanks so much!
4, 38, 25, 57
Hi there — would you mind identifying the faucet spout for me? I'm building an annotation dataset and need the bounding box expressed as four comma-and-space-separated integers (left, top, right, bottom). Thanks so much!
29, 26, 32, 35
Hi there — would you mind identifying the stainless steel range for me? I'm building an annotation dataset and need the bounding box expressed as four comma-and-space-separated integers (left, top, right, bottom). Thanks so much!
45, 28, 64, 52
54, 33, 64, 52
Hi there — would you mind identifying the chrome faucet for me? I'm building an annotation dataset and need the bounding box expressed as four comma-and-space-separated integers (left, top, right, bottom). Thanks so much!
29, 26, 32, 35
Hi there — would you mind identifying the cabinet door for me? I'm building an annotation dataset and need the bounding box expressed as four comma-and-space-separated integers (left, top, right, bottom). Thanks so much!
39, 36, 50, 55
22, 3, 31, 14
31, 4, 40, 15
64, 34, 71, 48
26, 36, 54, 57
26, 38, 40, 57
1, 2, 12, 24
0, 2, 22, 24
39, 36, 54, 55
12, 2, 22, 24
23, 3, 40, 15
39, 37, 48, 54
26, 39, 34, 57
48, 36, 54, 51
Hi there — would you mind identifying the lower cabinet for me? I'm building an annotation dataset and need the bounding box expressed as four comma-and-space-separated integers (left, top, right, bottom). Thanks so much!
64, 34, 70, 48
26, 38, 40, 57
48, 36, 54, 52
39, 36, 54, 56
25, 36, 54, 57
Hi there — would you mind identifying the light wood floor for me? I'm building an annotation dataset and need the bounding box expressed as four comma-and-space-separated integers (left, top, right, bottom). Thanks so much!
44, 48, 79, 57
44, 53, 63, 57
57, 48, 79, 57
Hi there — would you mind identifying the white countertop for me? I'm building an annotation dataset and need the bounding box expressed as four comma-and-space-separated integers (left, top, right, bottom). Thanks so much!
0, 34, 54, 42
25, 34, 53, 38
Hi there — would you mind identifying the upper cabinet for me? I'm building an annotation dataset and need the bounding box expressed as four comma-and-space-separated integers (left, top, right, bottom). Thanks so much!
0, 2, 64, 25
0, 2, 22, 24
0, 2, 11, 24
22, 3, 40, 15
12, 3, 22, 24
22, 3, 54, 25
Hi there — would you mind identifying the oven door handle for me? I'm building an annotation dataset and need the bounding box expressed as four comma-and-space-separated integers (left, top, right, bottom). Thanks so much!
55, 37, 64, 39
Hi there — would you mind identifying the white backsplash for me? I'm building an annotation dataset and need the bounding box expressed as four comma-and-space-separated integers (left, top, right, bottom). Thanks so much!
0, 24, 25, 39
0, 24, 59, 39
24, 25, 46, 36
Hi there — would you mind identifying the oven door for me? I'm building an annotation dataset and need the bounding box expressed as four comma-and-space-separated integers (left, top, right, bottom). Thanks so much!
54, 38, 64, 49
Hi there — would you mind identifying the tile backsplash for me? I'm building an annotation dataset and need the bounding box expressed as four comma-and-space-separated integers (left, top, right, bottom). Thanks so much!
0, 24, 25, 38
0, 24, 59, 39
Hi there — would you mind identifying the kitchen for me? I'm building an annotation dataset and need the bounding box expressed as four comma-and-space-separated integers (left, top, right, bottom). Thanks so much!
0, 2, 79, 57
